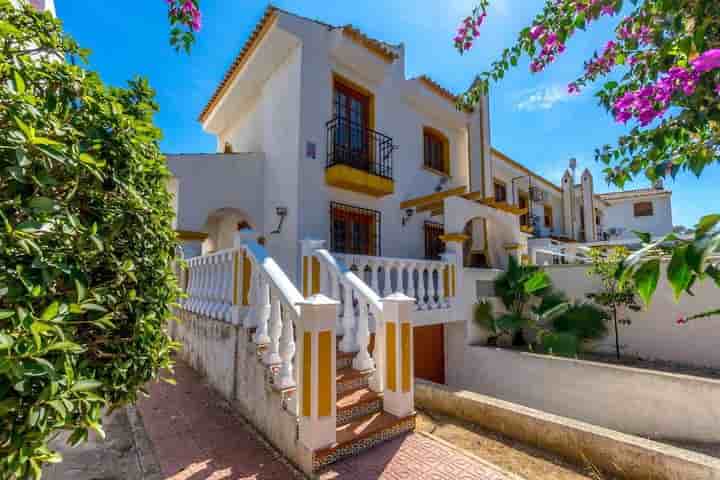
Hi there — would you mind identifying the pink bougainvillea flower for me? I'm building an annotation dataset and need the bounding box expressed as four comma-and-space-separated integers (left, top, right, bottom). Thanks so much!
567, 82, 580, 95
530, 25, 545, 40
676, 316, 688, 325
691, 49, 720, 74
715, 84, 720, 96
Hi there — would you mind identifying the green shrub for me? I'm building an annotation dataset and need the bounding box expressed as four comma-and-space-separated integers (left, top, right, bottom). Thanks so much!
552, 303, 609, 343
539, 332, 579, 358
0, 4, 180, 478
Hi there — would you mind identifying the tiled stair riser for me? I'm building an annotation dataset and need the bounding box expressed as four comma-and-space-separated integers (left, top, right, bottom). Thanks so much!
336, 375, 370, 396
337, 398, 383, 426
312, 416, 416, 471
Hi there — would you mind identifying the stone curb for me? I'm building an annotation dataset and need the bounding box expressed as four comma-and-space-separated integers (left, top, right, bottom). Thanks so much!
126, 404, 164, 480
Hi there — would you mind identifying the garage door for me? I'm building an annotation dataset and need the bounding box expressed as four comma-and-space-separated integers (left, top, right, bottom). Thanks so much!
413, 324, 445, 384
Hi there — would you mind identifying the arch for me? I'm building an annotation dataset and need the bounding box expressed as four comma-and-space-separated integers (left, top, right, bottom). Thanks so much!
203, 207, 256, 253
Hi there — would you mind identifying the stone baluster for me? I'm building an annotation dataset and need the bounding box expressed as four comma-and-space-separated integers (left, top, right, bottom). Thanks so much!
339, 282, 356, 352
185, 259, 195, 311
276, 306, 297, 390
419, 266, 429, 310
409, 264, 419, 307
330, 271, 342, 335
264, 291, 282, 365
382, 263, 391, 297
253, 273, 271, 344
431, 264, 440, 309
353, 300, 374, 371
198, 257, 208, 315
244, 256, 258, 328
369, 262, 379, 293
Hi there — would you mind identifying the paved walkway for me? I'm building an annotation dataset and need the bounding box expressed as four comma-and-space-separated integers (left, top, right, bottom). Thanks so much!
138, 361, 517, 479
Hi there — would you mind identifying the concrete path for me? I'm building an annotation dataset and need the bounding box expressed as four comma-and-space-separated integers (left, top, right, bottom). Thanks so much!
138, 360, 518, 479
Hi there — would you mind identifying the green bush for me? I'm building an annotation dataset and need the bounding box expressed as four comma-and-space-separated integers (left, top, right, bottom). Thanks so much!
551, 303, 609, 343
539, 332, 579, 358
0, 4, 180, 478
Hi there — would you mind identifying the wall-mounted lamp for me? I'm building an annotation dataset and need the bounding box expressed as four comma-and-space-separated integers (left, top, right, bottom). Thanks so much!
401, 208, 414, 227
271, 206, 288, 234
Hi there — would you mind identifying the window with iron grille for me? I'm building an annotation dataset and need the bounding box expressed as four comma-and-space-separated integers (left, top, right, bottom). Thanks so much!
330, 202, 381, 256
424, 222, 445, 259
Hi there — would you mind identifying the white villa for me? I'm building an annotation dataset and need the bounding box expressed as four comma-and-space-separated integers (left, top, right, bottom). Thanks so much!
165, 9, 677, 470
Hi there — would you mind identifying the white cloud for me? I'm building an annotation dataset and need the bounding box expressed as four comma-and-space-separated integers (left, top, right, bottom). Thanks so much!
515, 84, 578, 112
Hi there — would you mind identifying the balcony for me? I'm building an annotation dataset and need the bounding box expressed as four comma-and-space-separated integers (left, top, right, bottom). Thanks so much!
325, 117, 395, 197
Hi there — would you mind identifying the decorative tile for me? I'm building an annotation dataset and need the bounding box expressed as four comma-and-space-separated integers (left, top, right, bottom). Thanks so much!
337, 398, 383, 426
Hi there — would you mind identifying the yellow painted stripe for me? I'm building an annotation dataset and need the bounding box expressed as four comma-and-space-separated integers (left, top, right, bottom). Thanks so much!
232, 252, 239, 306
386, 323, 397, 392
401, 323, 411, 393
302, 332, 312, 417
303, 256, 309, 298
451, 265, 456, 297
318, 331, 332, 418
312, 257, 321, 295
242, 252, 252, 306
443, 266, 449, 298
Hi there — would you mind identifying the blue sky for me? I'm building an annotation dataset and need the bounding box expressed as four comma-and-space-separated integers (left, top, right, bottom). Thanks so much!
57, 0, 718, 227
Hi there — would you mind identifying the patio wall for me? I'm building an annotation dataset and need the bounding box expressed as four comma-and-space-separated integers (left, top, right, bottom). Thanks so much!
544, 263, 720, 369
445, 322, 720, 443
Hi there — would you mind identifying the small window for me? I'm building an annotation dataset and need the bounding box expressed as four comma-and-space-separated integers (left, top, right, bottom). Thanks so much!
634, 201, 654, 217
423, 127, 449, 175
544, 205, 553, 228
494, 180, 507, 203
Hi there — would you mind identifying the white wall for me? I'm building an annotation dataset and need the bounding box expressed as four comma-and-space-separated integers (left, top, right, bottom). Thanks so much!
544, 263, 720, 369
445, 328, 720, 443
167, 153, 265, 234
602, 193, 673, 240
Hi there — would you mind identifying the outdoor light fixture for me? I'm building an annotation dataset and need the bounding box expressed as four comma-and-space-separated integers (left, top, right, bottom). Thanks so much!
271, 206, 288, 234
401, 208, 414, 226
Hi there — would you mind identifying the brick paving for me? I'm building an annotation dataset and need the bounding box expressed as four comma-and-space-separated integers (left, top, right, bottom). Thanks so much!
138, 360, 516, 479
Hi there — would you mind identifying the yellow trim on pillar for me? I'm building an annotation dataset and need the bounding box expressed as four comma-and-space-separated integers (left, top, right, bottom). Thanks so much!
401, 323, 411, 393
232, 252, 239, 306
325, 164, 394, 197
386, 323, 397, 392
302, 332, 312, 417
242, 252, 252, 306
303, 256, 309, 298
312, 257, 321, 295
443, 266, 450, 298
440, 233, 471, 243
451, 265, 456, 297
318, 331, 332, 418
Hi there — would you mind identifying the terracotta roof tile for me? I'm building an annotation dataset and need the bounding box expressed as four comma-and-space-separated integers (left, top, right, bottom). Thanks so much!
341, 25, 399, 63
415, 75, 459, 103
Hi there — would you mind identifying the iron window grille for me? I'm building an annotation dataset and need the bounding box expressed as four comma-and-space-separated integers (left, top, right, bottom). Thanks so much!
424, 221, 445, 260
330, 202, 381, 256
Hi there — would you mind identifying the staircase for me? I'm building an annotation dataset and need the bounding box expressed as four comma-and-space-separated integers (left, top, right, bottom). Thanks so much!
312, 342, 416, 472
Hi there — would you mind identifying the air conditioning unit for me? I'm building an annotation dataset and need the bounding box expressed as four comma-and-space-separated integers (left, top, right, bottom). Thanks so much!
530, 186, 549, 203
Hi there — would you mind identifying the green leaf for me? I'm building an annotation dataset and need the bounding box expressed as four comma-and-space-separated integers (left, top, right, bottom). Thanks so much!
524, 271, 550, 294
74, 279, 87, 302
29, 196, 56, 212
634, 259, 660, 306
41, 301, 60, 321
0, 310, 14, 320
12, 70, 25, 95
667, 246, 692, 300
45, 341, 84, 353
0, 333, 14, 350
695, 214, 720, 237
70, 380, 102, 392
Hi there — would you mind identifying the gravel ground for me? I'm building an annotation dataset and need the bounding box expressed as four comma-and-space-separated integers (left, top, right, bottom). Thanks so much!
416, 409, 616, 480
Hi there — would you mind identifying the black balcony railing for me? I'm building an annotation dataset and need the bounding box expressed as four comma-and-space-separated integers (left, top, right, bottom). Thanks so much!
326, 117, 394, 180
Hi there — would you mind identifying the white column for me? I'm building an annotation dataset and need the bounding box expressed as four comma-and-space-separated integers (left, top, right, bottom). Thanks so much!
264, 293, 282, 364
276, 306, 297, 390
297, 294, 338, 451
382, 293, 415, 418
339, 282, 356, 352
253, 274, 271, 344
353, 301, 374, 371
382, 264, 391, 297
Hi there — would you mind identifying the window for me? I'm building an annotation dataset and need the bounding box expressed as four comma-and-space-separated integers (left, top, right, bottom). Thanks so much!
518, 193, 529, 226
543, 205, 553, 228
424, 222, 445, 260
332, 76, 373, 171
634, 201, 654, 217
423, 127, 449, 175
330, 202, 381, 255
494, 179, 507, 203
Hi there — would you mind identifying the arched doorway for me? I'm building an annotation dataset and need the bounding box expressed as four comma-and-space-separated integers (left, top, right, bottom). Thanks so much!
203, 207, 255, 254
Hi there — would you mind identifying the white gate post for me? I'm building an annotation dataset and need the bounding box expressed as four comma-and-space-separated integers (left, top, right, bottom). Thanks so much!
381, 293, 415, 418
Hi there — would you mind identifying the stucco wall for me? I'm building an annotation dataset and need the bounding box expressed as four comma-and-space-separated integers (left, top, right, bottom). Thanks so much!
445, 323, 720, 443
602, 193, 673, 239
167, 153, 265, 235
545, 263, 720, 369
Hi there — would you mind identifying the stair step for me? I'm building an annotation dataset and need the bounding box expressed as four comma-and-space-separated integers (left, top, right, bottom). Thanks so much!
313, 411, 416, 472
336, 350, 354, 370
336, 367, 373, 396
336, 388, 383, 426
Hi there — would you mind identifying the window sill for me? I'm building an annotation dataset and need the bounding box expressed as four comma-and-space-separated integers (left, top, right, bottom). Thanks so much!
422, 165, 451, 178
